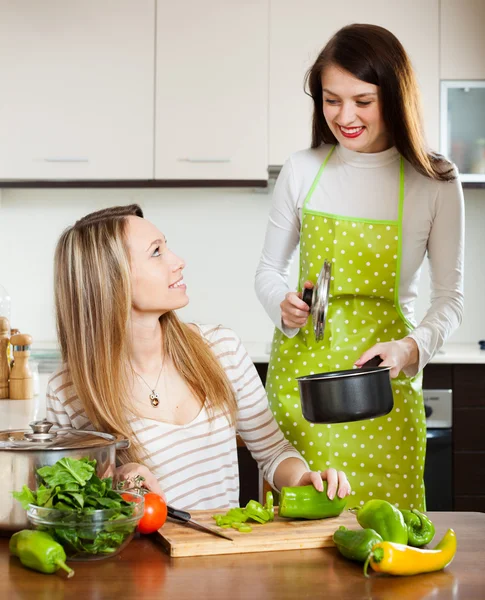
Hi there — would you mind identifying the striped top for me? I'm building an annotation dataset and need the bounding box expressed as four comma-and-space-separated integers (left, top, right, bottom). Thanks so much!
46, 324, 307, 510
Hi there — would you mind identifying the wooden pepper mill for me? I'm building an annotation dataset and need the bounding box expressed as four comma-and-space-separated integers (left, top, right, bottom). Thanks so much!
0, 317, 9, 399
9, 333, 34, 400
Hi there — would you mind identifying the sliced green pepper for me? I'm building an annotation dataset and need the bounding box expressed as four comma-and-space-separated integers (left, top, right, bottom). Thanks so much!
10, 530, 74, 578
400, 508, 435, 547
351, 499, 408, 544
333, 526, 383, 562
265, 491, 274, 521
279, 483, 347, 520
245, 500, 270, 523
212, 495, 274, 532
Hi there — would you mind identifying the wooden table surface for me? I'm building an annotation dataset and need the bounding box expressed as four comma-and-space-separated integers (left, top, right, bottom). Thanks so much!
1, 512, 484, 600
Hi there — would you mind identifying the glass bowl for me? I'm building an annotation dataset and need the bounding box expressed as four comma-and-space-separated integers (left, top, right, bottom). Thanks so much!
26, 491, 144, 561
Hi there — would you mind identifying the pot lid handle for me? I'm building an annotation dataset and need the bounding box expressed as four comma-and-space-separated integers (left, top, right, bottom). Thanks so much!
29, 419, 55, 434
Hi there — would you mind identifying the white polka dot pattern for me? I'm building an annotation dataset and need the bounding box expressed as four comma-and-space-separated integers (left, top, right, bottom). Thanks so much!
266, 162, 426, 510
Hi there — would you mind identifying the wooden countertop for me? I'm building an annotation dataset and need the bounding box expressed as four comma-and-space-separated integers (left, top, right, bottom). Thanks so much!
1, 512, 484, 599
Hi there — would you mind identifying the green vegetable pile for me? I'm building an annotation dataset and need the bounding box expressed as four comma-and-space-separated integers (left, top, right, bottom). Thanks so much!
212, 491, 275, 532
13, 457, 137, 558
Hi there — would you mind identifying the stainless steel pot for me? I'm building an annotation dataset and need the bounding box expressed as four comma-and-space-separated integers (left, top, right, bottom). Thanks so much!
0, 419, 129, 533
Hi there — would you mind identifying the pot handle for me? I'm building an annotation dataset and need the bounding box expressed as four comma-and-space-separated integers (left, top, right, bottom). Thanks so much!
362, 356, 383, 368
115, 435, 131, 450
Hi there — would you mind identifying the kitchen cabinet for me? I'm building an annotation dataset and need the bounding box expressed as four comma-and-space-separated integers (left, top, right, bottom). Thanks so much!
269, 0, 440, 166
154, 0, 268, 182
440, 0, 485, 80
0, 1, 154, 181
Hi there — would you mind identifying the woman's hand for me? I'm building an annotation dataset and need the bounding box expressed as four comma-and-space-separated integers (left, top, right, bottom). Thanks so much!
280, 281, 313, 329
355, 337, 419, 378
114, 463, 166, 501
296, 468, 351, 500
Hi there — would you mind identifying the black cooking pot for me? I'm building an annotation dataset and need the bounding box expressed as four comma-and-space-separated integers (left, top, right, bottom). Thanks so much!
296, 357, 393, 424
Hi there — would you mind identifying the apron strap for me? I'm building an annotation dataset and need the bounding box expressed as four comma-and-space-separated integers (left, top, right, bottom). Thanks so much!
302, 145, 336, 212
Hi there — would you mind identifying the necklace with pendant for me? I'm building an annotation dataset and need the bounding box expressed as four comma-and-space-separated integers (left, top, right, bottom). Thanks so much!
134, 363, 164, 407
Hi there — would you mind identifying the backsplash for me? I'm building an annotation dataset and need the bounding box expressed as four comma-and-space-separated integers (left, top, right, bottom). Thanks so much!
0, 186, 483, 347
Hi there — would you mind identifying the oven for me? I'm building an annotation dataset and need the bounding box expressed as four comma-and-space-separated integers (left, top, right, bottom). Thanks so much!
423, 389, 453, 511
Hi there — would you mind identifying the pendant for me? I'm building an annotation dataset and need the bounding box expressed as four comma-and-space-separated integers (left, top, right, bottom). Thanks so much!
150, 392, 160, 407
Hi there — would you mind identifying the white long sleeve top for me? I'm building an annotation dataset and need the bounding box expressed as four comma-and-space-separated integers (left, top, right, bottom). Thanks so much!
255, 144, 465, 375
46, 324, 307, 510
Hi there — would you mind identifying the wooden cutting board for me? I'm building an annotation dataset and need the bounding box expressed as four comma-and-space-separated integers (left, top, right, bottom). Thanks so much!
156, 508, 358, 557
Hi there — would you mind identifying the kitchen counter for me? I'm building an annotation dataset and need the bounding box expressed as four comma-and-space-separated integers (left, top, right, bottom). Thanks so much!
1, 512, 484, 599
244, 342, 485, 364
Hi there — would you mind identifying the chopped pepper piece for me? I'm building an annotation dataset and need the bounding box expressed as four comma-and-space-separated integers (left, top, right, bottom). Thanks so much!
212, 494, 274, 531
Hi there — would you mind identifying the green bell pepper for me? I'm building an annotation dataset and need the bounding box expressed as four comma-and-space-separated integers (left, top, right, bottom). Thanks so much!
10, 530, 74, 578
400, 508, 435, 547
212, 492, 274, 531
351, 499, 408, 544
279, 483, 347, 520
333, 526, 383, 562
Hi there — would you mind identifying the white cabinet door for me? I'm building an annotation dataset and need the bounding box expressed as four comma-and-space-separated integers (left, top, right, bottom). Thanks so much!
269, 0, 439, 165
0, 1, 154, 180
440, 0, 485, 80
155, 1, 268, 181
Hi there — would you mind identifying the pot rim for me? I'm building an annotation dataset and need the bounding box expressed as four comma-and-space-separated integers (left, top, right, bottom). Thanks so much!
296, 366, 391, 382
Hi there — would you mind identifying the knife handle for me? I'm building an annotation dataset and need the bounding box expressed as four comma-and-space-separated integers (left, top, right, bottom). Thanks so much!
167, 505, 191, 522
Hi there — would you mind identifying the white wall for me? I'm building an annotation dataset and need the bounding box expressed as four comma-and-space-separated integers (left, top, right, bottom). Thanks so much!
0, 186, 483, 347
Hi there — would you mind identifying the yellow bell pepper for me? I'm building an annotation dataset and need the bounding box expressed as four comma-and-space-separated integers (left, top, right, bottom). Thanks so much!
364, 528, 457, 577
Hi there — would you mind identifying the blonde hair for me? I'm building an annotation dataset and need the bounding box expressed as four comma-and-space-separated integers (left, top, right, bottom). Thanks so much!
54, 204, 237, 464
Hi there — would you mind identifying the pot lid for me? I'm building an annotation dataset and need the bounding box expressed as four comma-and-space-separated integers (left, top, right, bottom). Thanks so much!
0, 419, 122, 451
302, 259, 332, 342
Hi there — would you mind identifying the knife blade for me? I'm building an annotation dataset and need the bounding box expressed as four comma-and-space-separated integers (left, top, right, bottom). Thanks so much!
167, 505, 233, 541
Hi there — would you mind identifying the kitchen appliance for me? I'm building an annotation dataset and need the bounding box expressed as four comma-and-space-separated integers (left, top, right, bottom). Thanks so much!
297, 356, 393, 423
302, 259, 331, 342
423, 389, 453, 511
0, 419, 129, 532
167, 506, 233, 541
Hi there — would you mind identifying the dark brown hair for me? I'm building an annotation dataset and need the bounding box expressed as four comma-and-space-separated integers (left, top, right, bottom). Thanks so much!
305, 23, 455, 181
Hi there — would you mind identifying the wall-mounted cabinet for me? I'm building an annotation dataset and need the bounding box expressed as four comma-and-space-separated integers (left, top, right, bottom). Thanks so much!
440, 0, 485, 80
0, 0, 154, 181
154, 0, 268, 182
269, 0, 440, 166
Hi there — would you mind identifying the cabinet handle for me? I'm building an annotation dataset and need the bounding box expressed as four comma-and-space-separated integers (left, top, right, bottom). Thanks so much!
40, 158, 90, 163
177, 158, 231, 163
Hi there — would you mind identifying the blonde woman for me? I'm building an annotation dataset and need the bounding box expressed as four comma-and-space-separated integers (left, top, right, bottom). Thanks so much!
46, 205, 350, 510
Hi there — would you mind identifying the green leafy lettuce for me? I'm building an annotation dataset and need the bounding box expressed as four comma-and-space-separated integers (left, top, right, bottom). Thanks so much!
13, 457, 137, 557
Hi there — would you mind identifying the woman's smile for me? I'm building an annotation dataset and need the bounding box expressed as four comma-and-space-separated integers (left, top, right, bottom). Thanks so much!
169, 276, 186, 290
338, 125, 365, 138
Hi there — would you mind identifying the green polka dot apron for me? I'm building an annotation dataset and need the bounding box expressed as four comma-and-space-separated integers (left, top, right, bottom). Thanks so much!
266, 146, 426, 510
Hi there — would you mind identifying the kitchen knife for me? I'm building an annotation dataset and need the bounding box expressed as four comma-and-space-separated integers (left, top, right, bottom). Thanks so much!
167, 505, 233, 541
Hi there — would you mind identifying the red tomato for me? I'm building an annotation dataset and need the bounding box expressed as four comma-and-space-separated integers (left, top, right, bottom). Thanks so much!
138, 493, 168, 534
